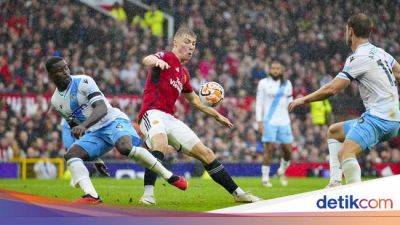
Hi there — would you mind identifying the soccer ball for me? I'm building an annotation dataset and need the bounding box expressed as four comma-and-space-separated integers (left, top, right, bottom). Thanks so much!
199, 81, 224, 107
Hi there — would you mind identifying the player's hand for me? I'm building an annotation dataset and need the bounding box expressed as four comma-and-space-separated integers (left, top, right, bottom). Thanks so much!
71, 125, 86, 138
288, 97, 306, 112
258, 121, 263, 134
155, 59, 170, 70
215, 114, 233, 128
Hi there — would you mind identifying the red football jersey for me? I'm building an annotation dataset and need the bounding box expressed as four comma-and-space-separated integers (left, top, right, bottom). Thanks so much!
138, 51, 193, 121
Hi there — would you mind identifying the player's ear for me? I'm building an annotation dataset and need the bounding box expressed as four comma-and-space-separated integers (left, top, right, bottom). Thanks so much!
348, 26, 354, 38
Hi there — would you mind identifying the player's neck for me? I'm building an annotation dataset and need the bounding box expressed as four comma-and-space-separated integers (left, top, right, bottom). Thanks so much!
271, 76, 280, 81
57, 76, 72, 92
351, 38, 369, 52
171, 49, 183, 63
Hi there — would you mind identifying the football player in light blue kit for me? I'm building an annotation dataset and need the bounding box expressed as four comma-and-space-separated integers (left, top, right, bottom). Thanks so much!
289, 13, 400, 185
57, 75, 109, 175
46, 56, 187, 204
60, 66, 109, 176
256, 61, 293, 187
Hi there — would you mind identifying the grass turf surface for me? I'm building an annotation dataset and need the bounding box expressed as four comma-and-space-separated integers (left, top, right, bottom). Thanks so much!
0, 177, 328, 211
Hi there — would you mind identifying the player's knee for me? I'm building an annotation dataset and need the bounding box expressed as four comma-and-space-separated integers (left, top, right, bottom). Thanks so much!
340, 143, 361, 163
327, 124, 337, 138
338, 148, 346, 162
327, 123, 343, 140
64, 145, 88, 161
198, 148, 216, 164
205, 148, 216, 162
264, 143, 273, 151
115, 137, 133, 156
338, 146, 357, 162
282, 144, 292, 160
64, 151, 73, 161
263, 149, 272, 159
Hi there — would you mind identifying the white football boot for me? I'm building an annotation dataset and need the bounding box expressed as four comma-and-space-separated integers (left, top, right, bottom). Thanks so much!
139, 195, 156, 205
324, 180, 342, 189
234, 192, 262, 203
262, 181, 273, 187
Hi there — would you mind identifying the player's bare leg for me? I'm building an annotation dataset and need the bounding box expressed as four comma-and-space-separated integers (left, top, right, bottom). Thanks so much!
65, 145, 102, 205
190, 142, 261, 203
278, 143, 292, 186
114, 136, 187, 196
339, 140, 362, 184
325, 122, 346, 188
261, 143, 274, 187
139, 133, 186, 205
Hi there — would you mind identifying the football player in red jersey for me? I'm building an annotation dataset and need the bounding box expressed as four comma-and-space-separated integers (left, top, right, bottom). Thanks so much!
138, 27, 261, 205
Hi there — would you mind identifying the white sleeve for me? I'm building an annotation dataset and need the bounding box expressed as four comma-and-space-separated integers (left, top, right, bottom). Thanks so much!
336, 55, 369, 81
80, 76, 105, 105
255, 80, 265, 122
384, 51, 397, 68
286, 81, 293, 104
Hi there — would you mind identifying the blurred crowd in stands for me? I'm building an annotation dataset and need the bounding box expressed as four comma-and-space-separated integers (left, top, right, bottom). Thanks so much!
1, 0, 400, 173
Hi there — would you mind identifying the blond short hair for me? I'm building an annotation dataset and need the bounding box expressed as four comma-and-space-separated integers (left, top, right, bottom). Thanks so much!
174, 26, 197, 40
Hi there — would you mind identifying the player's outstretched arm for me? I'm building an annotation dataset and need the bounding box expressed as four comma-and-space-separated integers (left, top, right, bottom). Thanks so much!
183, 91, 233, 128
142, 55, 170, 70
71, 100, 107, 138
288, 77, 350, 112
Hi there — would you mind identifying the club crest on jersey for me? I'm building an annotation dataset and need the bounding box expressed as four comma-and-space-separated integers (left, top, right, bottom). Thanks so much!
170, 77, 183, 93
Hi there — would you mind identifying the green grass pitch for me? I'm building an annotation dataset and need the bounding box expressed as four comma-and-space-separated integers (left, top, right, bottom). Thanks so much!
0, 177, 328, 211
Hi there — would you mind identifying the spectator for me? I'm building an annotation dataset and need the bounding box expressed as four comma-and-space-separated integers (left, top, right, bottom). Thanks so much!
309, 100, 332, 125
110, 2, 127, 22
144, 3, 164, 37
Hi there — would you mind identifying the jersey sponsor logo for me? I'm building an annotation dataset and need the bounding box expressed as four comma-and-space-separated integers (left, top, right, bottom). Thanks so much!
151, 120, 159, 125
170, 77, 183, 93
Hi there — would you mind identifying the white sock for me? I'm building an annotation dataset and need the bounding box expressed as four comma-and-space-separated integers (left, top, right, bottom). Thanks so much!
341, 158, 361, 184
327, 139, 343, 183
67, 158, 98, 198
128, 146, 173, 180
261, 165, 270, 183
279, 159, 290, 173
144, 185, 154, 196
233, 187, 245, 196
